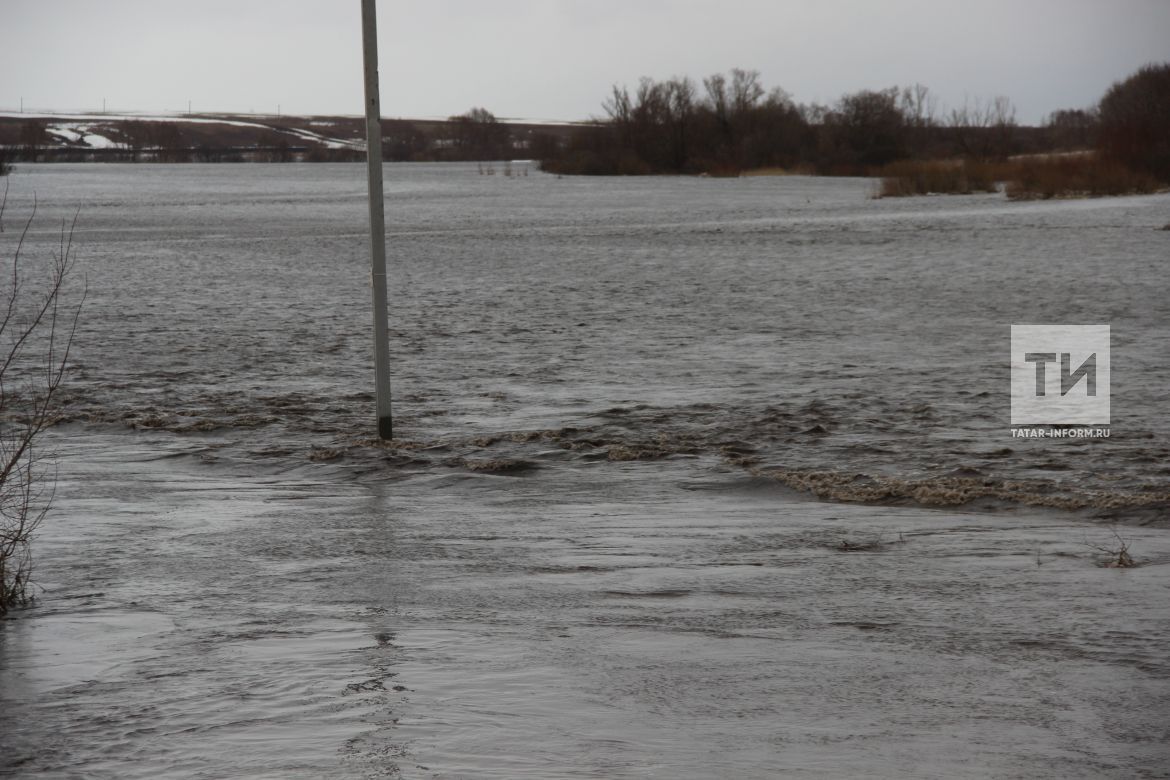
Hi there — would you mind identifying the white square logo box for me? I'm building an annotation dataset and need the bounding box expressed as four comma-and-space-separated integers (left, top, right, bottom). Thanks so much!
1011, 325, 1110, 426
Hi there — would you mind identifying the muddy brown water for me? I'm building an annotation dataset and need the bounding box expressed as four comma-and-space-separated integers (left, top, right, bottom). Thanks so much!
0, 163, 1168, 777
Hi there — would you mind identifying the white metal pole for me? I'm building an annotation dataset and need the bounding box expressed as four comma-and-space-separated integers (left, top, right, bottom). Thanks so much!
361, 0, 393, 440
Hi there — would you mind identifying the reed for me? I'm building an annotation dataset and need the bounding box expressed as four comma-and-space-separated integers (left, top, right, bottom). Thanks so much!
1005, 156, 1160, 200
878, 153, 1162, 200
876, 159, 1001, 197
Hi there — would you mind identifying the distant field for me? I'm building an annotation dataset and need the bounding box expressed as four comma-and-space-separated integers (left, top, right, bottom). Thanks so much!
0, 111, 591, 162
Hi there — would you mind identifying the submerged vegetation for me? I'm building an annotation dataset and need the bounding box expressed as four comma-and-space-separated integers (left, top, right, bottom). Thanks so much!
1004, 156, 1160, 200
876, 160, 1001, 197
1085, 529, 1140, 569
876, 154, 1161, 199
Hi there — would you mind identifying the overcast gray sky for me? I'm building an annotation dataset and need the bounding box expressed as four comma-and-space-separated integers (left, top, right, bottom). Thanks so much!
3, 0, 1168, 124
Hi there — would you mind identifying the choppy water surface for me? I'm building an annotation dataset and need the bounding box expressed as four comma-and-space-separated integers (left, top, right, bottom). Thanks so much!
1, 163, 1168, 777
11, 162, 1170, 513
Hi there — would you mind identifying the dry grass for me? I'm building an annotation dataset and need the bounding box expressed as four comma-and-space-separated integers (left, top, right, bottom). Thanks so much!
699, 163, 743, 178
741, 166, 816, 177
876, 160, 1001, 197
1005, 156, 1161, 200
877, 154, 1162, 200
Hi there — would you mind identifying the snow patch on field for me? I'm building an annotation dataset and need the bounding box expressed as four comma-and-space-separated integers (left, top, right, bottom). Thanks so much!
43, 122, 120, 149
1, 111, 362, 151
47, 126, 83, 143
278, 126, 362, 150
81, 133, 118, 149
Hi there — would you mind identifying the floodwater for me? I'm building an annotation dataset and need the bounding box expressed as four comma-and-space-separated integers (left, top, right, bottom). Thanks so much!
1, 163, 1168, 778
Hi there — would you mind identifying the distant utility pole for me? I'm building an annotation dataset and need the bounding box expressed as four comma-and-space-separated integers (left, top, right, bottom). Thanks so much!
361, 0, 393, 440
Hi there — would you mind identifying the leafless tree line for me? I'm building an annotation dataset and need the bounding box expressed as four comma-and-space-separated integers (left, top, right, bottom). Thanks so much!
544, 69, 1039, 175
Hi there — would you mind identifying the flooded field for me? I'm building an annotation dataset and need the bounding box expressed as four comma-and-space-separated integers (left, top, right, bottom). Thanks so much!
1, 163, 1168, 777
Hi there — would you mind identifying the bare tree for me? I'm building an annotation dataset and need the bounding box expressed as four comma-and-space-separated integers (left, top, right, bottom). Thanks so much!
900, 83, 938, 129
1045, 108, 1098, 150
949, 95, 1017, 159
603, 84, 633, 126
701, 69, 768, 168
833, 87, 906, 167
989, 95, 1018, 158
1097, 62, 1170, 182
729, 68, 765, 115
0, 200, 83, 614
664, 76, 697, 170
446, 107, 511, 160
703, 72, 730, 136
0, 177, 8, 233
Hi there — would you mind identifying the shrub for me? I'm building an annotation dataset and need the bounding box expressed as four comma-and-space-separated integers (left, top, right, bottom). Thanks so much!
877, 160, 1000, 197
1085, 528, 1139, 568
0, 202, 83, 614
877, 155, 1161, 199
1005, 155, 1159, 200
1097, 62, 1170, 183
